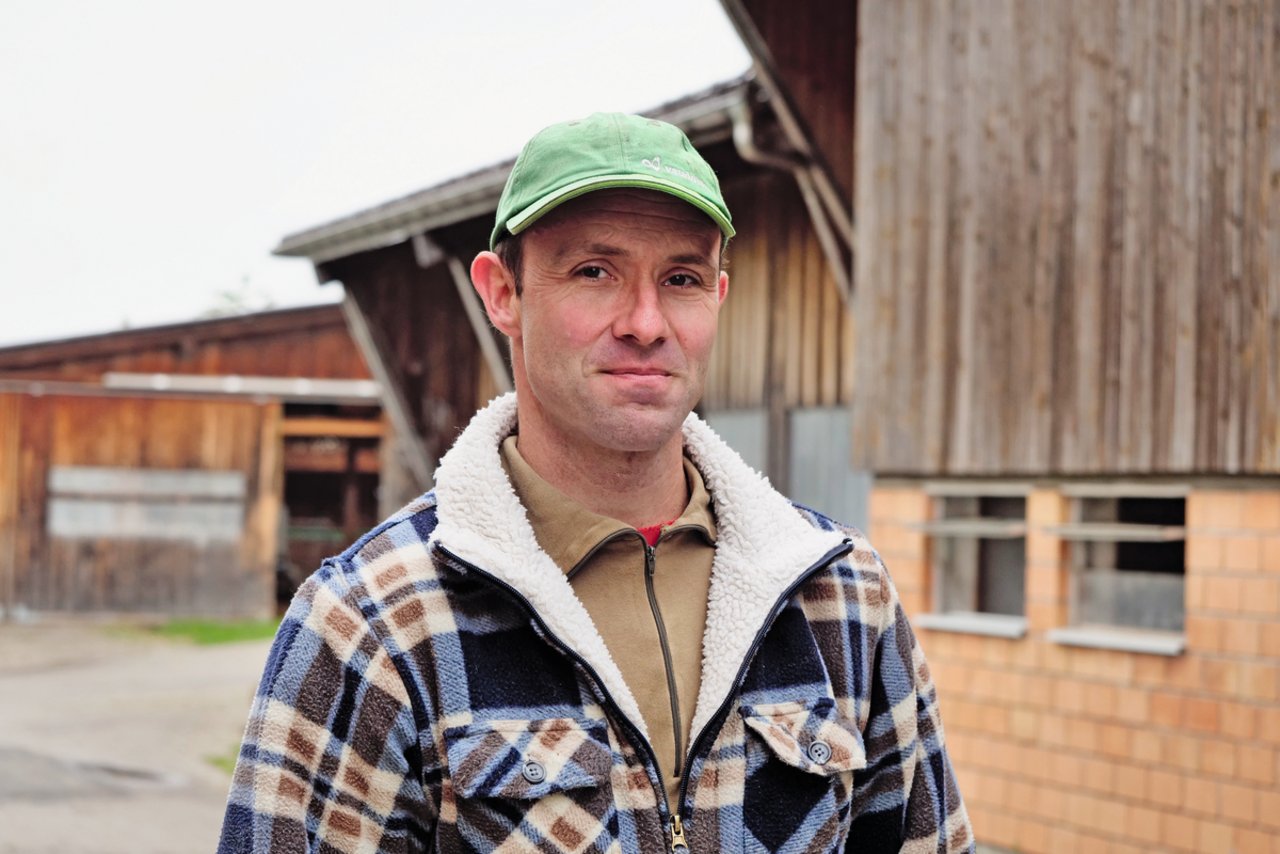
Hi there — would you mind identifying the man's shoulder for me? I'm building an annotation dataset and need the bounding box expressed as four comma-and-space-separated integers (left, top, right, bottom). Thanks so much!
786, 499, 892, 585
294, 490, 444, 609
787, 500, 861, 538
340, 490, 442, 564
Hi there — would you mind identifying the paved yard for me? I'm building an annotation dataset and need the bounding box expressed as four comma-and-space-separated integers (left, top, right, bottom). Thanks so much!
0, 619, 271, 854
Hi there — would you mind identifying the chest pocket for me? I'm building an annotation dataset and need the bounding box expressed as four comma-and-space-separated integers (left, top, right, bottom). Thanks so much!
739, 697, 866, 853
446, 716, 612, 799
441, 716, 619, 853
740, 697, 866, 775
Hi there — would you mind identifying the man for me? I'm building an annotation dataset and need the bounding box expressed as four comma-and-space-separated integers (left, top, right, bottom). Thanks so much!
219, 113, 972, 853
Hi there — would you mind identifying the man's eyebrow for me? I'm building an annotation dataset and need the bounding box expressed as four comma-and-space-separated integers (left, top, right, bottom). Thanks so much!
553, 242, 628, 263
668, 253, 716, 267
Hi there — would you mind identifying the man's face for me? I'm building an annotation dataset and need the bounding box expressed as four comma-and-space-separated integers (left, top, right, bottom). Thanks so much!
507, 189, 728, 457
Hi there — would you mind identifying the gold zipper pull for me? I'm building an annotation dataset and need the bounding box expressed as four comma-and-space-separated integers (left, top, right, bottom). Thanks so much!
670, 814, 689, 852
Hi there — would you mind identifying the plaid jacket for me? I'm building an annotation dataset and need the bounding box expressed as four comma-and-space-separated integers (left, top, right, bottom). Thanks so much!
219, 394, 973, 853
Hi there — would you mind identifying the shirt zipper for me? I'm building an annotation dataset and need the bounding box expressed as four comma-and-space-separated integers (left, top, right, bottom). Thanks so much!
438, 537, 852, 853
572, 524, 706, 852
644, 539, 682, 780
570, 524, 705, 782
644, 523, 705, 776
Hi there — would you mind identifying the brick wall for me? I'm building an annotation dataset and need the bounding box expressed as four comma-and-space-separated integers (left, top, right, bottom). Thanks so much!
868, 485, 1280, 854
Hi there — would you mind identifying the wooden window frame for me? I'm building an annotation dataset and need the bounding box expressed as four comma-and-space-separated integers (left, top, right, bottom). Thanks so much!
1046, 483, 1187, 656
912, 481, 1030, 638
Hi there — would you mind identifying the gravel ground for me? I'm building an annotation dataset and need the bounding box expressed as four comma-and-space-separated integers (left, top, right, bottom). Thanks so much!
0, 619, 271, 854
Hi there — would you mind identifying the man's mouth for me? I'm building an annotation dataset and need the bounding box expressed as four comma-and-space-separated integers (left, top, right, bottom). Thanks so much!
604, 368, 669, 376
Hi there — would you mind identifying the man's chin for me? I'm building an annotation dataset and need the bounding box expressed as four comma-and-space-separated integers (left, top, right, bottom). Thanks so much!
591, 406, 691, 454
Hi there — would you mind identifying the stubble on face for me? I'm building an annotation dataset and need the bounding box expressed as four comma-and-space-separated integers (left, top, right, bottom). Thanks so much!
509, 190, 727, 465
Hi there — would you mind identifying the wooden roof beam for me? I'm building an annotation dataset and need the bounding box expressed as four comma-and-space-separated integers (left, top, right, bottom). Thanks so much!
338, 293, 434, 490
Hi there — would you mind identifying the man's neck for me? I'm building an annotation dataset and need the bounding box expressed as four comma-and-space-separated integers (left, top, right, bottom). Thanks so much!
513, 429, 689, 530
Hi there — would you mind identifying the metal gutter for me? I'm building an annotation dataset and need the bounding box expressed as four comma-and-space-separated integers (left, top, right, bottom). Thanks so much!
716, 0, 854, 244
729, 95, 852, 303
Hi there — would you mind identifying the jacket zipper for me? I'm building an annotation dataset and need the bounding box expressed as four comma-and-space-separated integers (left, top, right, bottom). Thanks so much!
438, 537, 852, 853
672, 539, 854, 820
436, 545, 682, 849
669, 813, 689, 852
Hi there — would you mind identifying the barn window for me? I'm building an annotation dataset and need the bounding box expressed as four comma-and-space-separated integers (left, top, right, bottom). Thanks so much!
47, 466, 246, 542
914, 483, 1028, 638
1047, 484, 1186, 656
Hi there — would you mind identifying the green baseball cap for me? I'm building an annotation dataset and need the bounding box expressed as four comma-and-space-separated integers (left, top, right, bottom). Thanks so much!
490, 112, 735, 250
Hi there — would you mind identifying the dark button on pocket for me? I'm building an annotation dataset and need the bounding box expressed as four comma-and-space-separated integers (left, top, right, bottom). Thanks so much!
807, 740, 832, 765
521, 759, 546, 784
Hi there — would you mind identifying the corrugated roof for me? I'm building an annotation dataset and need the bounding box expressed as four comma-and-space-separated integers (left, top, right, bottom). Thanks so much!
274, 75, 752, 264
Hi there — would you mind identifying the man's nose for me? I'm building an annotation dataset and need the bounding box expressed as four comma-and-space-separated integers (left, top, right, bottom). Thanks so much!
612, 282, 668, 345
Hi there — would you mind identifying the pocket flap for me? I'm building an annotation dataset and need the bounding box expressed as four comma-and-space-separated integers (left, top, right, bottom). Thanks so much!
445, 717, 612, 800
740, 697, 866, 776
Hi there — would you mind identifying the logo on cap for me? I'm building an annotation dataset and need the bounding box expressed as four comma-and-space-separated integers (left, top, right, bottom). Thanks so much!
639, 156, 709, 191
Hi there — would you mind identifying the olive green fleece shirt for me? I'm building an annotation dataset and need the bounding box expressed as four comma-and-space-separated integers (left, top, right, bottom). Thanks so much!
499, 435, 716, 809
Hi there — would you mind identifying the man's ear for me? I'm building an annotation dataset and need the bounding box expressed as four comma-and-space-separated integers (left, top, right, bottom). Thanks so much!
470, 251, 521, 338
717, 270, 729, 304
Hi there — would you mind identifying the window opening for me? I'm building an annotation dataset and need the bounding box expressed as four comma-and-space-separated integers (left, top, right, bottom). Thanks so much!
923, 486, 1027, 618
1063, 495, 1185, 632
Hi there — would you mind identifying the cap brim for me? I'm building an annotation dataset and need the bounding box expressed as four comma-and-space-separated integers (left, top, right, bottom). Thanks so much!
505, 174, 735, 241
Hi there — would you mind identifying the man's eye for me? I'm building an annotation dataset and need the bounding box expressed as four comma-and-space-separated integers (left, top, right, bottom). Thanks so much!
666, 273, 700, 288
577, 265, 608, 279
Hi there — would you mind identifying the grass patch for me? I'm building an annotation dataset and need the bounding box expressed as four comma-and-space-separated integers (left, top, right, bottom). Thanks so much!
207, 743, 241, 776
152, 618, 280, 645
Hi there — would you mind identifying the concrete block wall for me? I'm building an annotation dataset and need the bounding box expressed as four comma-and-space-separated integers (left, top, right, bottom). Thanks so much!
868, 485, 1280, 854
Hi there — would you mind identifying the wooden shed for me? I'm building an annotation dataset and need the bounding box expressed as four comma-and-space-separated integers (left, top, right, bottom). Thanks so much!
715, 1, 1280, 851
0, 304, 385, 618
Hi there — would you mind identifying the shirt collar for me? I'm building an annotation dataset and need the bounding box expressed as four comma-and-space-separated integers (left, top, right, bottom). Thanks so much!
499, 434, 717, 577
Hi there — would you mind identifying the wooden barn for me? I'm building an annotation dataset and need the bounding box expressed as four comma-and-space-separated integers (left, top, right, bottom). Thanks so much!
726, 1, 1279, 851
274, 1, 1279, 849
0, 304, 385, 618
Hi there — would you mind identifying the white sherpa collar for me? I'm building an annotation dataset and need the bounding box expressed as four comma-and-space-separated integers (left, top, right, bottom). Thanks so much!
429, 393, 848, 747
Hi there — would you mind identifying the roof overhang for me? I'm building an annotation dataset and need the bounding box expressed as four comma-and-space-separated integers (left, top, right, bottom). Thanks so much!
274, 75, 752, 266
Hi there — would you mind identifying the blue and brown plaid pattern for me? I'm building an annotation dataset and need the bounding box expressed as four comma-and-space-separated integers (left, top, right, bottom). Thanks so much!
221, 389, 971, 854
220, 495, 971, 853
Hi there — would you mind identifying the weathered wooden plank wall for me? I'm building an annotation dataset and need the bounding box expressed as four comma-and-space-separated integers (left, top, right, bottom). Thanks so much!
0, 392, 277, 616
854, 0, 1280, 475
0, 305, 369, 383
326, 242, 485, 468
703, 169, 854, 412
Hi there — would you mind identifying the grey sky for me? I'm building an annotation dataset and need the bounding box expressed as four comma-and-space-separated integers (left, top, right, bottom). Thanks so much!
0, 1, 750, 347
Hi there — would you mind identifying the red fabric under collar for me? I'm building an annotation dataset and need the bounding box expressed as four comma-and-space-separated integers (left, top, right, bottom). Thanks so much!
636, 520, 675, 547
